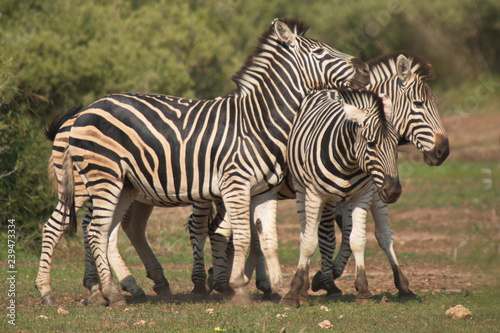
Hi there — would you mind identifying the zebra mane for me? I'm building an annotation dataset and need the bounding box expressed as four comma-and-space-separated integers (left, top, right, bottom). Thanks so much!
367, 51, 436, 80
337, 89, 388, 136
45, 103, 84, 141
231, 18, 310, 95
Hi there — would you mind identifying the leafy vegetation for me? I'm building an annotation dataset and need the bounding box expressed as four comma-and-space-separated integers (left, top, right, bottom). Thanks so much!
0, 0, 499, 246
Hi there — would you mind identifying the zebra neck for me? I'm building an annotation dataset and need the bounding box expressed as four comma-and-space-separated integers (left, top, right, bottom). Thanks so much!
324, 120, 360, 174
231, 75, 305, 136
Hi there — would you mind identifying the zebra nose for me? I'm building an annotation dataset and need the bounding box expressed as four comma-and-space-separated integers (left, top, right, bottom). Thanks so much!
424, 133, 450, 166
435, 134, 450, 161
350, 58, 370, 89
380, 176, 402, 204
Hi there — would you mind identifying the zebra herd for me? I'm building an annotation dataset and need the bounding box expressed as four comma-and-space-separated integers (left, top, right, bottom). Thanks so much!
35, 18, 449, 309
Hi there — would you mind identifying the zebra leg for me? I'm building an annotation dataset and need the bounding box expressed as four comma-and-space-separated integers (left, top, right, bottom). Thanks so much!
312, 202, 343, 296
251, 193, 282, 296
350, 197, 372, 299
121, 201, 171, 299
82, 205, 107, 306
36, 200, 84, 305
282, 188, 323, 308
245, 218, 271, 295
332, 202, 354, 280
87, 183, 138, 308
370, 194, 415, 297
219, 186, 252, 293
188, 201, 212, 296
208, 206, 234, 297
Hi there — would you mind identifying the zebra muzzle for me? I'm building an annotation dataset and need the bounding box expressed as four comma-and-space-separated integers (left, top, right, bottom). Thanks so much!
349, 58, 371, 90
423, 133, 450, 166
379, 176, 402, 204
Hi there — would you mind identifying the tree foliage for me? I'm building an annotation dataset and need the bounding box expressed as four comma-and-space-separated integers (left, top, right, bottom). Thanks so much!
0, 0, 498, 245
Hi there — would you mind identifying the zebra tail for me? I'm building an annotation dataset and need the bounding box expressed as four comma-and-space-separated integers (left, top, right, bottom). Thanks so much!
47, 155, 58, 194
46, 103, 83, 194
60, 150, 77, 235
45, 103, 83, 141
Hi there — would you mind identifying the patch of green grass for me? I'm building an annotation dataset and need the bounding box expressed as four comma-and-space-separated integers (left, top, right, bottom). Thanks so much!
394, 160, 499, 210
4, 269, 498, 333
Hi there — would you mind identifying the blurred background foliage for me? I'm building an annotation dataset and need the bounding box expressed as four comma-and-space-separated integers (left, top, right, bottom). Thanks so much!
0, 0, 499, 244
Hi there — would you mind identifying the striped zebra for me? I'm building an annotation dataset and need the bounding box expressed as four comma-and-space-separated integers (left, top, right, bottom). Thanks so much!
280, 89, 401, 308
36, 18, 370, 307
192, 52, 450, 298
310, 52, 449, 297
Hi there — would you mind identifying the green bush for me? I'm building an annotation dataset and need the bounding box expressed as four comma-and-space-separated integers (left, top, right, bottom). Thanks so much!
0, 0, 498, 248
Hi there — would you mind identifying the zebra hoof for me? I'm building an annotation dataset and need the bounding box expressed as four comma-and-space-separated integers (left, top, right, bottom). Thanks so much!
126, 292, 148, 304
87, 291, 108, 306
40, 295, 55, 306
355, 291, 373, 300
280, 294, 300, 308
398, 290, 417, 299
256, 278, 272, 295
190, 283, 209, 297
153, 285, 172, 299
324, 283, 343, 296
311, 271, 323, 292
217, 285, 235, 299
108, 299, 127, 310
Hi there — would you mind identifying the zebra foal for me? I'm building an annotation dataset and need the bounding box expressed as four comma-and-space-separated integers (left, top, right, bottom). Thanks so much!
36, 18, 369, 307
281, 89, 401, 308
311, 52, 449, 297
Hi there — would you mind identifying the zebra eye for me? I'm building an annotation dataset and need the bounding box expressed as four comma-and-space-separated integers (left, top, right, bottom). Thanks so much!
413, 101, 424, 108
313, 48, 324, 54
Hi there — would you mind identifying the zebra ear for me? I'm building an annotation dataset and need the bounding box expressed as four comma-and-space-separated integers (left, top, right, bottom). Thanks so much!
379, 93, 393, 119
273, 19, 297, 47
396, 54, 412, 84
344, 103, 366, 126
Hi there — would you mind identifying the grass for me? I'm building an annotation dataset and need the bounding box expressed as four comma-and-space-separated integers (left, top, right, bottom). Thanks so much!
393, 159, 499, 210
1, 262, 498, 333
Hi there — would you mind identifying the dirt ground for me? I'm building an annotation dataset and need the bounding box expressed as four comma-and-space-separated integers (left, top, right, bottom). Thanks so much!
148, 111, 500, 297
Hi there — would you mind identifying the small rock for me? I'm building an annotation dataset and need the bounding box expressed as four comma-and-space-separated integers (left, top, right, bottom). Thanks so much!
276, 313, 287, 318
37, 315, 48, 320
445, 305, 472, 319
133, 320, 147, 326
318, 319, 333, 329
320, 305, 330, 312
380, 296, 391, 305
206, 308, 215, 315
57, 308, 69, 315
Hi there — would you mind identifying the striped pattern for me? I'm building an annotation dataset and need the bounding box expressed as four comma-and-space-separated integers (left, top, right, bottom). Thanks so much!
281, 89, 401, 307
36, 18, 369, 306
311, 53, 449, 297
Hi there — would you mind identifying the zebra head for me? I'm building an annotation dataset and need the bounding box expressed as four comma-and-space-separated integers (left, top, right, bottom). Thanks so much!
344, 92, 402, 203
271, 19, 370, 91
368, 53, 449, 166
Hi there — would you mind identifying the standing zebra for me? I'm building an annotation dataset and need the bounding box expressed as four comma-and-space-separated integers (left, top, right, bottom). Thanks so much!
281, 89, 401, 308
310, 52, 449, 297
36, 18, 370, 307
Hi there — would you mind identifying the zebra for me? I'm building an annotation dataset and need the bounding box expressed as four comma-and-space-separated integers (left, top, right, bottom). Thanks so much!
310, 52, 449, 297
280, 89, 401, 308
36, 18, 370, 307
